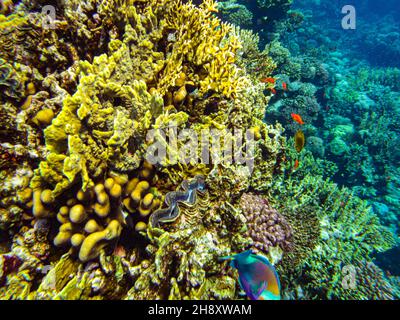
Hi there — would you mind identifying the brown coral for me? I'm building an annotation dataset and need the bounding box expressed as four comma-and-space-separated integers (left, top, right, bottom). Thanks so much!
354, 260, 395, 300
239, 193, 292, 255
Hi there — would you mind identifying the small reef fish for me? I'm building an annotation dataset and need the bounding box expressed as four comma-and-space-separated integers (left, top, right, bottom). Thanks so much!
261, 77, 275, 84
270, 88, 277, 95
294, 130, 305, 153
282, 82, 287, 91
291, 113, 304, 125
294, 159, 299, 169
220, 250, 281, 300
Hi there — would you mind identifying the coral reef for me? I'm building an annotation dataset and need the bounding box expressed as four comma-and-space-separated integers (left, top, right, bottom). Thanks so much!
0, 0, 286, 300
0, 0, 398, 301
268, 151, 397, 299
239, 193, 292, 261
126, 194, 248, 300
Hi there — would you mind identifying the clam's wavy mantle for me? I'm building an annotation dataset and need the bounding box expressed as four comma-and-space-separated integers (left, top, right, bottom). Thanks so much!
149, 175, 206, 228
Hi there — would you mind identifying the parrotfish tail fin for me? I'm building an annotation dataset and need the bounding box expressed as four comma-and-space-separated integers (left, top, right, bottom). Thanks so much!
249, 281, 267, 300
238, 276, 245, 292
259, 290, 281, 301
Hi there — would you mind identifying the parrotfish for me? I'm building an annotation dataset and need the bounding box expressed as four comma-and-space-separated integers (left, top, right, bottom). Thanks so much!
220, 250, 281, 300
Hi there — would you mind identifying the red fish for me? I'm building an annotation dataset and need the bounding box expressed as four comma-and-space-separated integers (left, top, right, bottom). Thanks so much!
270, 88, 277, 95
291, 113, 304, 125
294, 159, 299, 169
282, 82, 287, 91
261, 77, 275, 84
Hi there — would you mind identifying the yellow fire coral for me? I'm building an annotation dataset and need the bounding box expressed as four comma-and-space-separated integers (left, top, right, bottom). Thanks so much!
30, 40, 163, 196
155, 0, 246, 99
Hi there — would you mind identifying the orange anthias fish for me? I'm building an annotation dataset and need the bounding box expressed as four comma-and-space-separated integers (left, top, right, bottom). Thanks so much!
260, 77, 276, 84
291, 113, 304, 125
270, 88, 277, 95
282, 82, 287, 91
294, 159, 299, 169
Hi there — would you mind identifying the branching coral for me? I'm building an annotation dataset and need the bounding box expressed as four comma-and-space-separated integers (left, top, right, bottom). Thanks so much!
232, 26, 277, 82
217, 1, 254, 28
352, 260, 395, 300
268, 152, 397, 299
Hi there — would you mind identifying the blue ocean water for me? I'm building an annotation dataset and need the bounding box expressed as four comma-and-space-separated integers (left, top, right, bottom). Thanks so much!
269, 0, 400, 273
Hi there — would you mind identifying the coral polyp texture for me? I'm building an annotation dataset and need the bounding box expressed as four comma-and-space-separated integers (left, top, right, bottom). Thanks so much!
239, 193, 292, 259
0, 0, 398, 300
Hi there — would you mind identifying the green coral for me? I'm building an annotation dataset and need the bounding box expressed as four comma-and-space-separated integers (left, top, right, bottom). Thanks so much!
217, 1, 254, 28
268, 152, 397, 299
